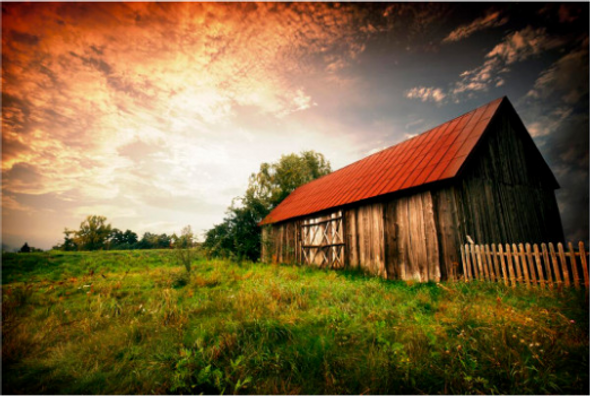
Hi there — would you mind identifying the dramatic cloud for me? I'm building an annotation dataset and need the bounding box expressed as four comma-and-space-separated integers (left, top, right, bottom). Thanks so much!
486, 26, 564, 64
517, 38, 589, 243
451, 26, 565, 98
1, 3, 587, 248
405, 86, 446, 103
443, 9, 508, 43
527, 44, 589, 104
2, 2, 386, 247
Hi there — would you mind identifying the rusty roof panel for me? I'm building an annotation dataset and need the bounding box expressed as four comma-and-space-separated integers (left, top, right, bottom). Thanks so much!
259, 97, 505, 225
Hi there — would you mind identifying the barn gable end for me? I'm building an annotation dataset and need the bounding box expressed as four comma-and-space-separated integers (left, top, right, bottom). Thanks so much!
260, 97, 564, 281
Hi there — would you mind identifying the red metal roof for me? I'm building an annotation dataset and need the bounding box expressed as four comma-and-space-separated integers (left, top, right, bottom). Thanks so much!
260, 96, 506, 225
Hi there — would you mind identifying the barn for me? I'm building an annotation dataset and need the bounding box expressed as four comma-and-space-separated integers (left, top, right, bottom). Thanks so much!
259, 97, 564, 282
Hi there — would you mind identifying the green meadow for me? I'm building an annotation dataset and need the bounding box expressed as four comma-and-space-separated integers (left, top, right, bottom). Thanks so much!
2, 250, 588, 394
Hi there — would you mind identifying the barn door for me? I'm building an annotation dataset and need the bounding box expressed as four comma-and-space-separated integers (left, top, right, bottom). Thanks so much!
300, 211, 345, 269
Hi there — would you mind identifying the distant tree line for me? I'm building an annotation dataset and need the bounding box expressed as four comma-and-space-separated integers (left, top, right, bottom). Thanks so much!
202, 151, 331, 261
53, 215, 195, 251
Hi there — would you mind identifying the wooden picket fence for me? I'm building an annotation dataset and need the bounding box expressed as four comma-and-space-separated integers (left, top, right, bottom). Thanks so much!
460, 242, 589, 289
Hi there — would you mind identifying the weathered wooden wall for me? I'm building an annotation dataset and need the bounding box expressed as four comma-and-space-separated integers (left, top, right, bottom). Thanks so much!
266, 221, 300, 264
384, 191, 441, 282
344, 203, 387, 278
431, 109, 564, 279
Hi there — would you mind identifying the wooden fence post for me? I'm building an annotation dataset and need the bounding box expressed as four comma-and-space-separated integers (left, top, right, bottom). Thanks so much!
567, 242, 580, 289
525, 243, 537, 286
541, 243, 553, 289
579, 241, 589, 289
512, 244, 523, 285
506, 243, 516, 287
475, 245, 485, 281
518, 243, 531, 288
549, 243, 562, 286
491, 244, 501, 285
488, 245, 498, 281
498, 244, 508, 286
533, 244, 545, 289
557, 243, 570, 287
461, 244, 468, 282
470, 244, 479, 280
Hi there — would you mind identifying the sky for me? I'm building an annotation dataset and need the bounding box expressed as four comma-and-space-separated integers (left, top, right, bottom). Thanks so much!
1, 2, 588, 250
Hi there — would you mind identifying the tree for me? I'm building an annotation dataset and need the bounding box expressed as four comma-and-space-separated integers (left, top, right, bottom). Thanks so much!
109, 228, 139, 250
123, 230, 139, 246
19, 243, 31, 253
204, 151, 331, 261
174, 225, 195, 273
137, 232, 158, 249
71, 215, 112, 251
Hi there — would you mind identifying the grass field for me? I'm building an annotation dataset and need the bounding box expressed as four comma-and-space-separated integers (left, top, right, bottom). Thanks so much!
2, 250, 589, 394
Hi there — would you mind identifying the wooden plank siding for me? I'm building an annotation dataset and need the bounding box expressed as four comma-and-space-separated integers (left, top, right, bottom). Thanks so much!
346, 203, 387, 278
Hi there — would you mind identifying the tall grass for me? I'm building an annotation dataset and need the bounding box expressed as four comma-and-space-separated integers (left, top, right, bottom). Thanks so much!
2, 251, 588, 394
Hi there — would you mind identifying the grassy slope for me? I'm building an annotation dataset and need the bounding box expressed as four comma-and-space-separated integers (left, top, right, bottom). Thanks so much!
2, 250, 589, 394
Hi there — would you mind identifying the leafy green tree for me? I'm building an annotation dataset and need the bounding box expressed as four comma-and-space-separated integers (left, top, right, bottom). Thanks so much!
137, 232, 158, 249
109, 228, 139, 250
57, 230, 77, 251
157, 233, 172, 249
244, 150, 331, 210
204, 151, 331, 261
67, 215, 112, 251
123, 230, 138, 245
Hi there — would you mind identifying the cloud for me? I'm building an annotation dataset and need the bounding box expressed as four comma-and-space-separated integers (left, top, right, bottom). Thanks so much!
443, 9, 508, 43
486, 26, 564, 64
405, 86, 446, 103
450, 26, 565, 98
527, 45, 589, 104
527, 107, 574, 138
516, 37, 589, 242
3, 2, 391, 248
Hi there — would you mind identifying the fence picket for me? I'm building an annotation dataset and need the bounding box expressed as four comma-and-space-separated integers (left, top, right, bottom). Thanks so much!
557, 243, 570, 287
461, 244, 468, 281
483, 245, 494, 281
567, 242, 580, 289
579, 241, 589, 288
460, 241, 588, 289
492, 244, 502, 285
525, 243, 537, 286
487, 245, 497, 281
470, 244, 479, 279
512, 244, 522, 284
541, 243, 553, 288
533, 244, 545, 289
479, 245, 488, 281
465, 245, 477, 280
498, 244, 509, 286
506, 243, 516, 287
475, 245, 485, 280
518, 244, 531, 288
549, 243, 562, 286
